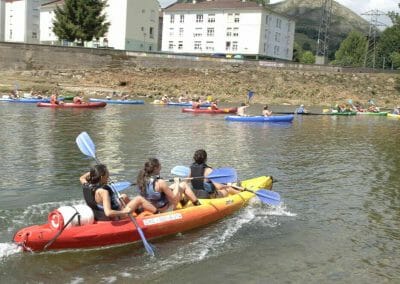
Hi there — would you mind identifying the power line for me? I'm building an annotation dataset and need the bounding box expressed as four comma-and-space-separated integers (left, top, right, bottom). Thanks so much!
315, 0, 333, 64
361, 10, 387, 68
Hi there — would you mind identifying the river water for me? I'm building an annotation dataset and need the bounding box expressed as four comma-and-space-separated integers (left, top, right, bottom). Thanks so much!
0, 102, 399, 283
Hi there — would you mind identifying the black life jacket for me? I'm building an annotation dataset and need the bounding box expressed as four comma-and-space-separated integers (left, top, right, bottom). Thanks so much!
82, 183, 120, 221
191, 162, 215, 190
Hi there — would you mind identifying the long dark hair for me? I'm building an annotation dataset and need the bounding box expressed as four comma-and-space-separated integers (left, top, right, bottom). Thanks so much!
86, 164, 108, 185
136, 158, 160, 195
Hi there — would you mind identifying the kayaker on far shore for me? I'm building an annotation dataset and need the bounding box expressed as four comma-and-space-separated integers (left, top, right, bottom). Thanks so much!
80, 164, 157, 221
188, 149, 240, 199
295, 104, 308, 114
136, 158, 200, 212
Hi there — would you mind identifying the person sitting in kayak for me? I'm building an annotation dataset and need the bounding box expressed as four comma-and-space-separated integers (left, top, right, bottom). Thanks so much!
295, 104, 308, 114
209, 100, 219, 110
189, 149, 240, 199
262, 104, 272, 116
73, 93, 83, 104
50, 93, 59, 105
192, 98, 201, 109
80, 164, 157, 221
393, 106, 400, 115
237, 102, 249, 116
137, 158, 200, 212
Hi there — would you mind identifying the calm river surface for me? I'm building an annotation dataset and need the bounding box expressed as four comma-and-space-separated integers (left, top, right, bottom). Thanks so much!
1, 102, 400, 283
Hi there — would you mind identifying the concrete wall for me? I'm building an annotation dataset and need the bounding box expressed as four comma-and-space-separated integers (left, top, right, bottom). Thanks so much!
0, 41, 396, 74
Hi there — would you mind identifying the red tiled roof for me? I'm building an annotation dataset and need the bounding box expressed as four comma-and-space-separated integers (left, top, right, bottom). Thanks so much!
165, 0, 264, 12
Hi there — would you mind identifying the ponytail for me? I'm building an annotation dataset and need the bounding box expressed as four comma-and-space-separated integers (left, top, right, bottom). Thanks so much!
136, 158, 160, 195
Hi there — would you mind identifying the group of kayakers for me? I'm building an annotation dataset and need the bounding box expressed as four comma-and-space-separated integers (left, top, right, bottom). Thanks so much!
79, 149, 241, 221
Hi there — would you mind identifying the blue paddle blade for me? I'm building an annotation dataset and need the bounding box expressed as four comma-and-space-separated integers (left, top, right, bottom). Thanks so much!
112, 181, 132, 192
208, 167, 237, 183
76, 132, 96, 159
171, 166, 190, 177
255, 189, 281, 206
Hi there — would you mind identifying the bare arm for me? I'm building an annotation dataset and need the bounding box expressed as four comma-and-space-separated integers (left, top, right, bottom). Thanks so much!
98, 189, 131, 218
79, 172, 90, 185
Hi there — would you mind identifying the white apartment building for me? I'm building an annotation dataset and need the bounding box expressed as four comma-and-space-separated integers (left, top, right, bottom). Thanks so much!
40, 0, 159, 51
0, 0, 5, 41
162, 0, 295, 60
4, 0, 40, 43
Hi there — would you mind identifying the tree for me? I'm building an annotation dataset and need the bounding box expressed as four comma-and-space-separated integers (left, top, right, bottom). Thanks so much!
390, 52, 400, 69
299, 51, 315, 64
332, 30, 367, 67
376, 4, 400, 68
53, 0, 110, 46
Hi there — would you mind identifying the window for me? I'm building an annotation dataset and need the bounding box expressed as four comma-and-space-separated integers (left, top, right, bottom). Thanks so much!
275, 32, 280, 42
226, 27, 232, 37
141, 26, 144, 31
179, 27, 184, 37
265, 15, 269, 24
276, 18, 281, 28
168, 41, 174, 50
32, 32, 37, 39
196, 14, 203, 23
233, 27, 239, 37
194, 41, 202, 50
227, 13, 233, 23
9, 29, 12, 39
274, 45, 280, 55
170, 14, 175, 24
149, 27, 154, 39
207, 28, 214, 37
208, 14, 215, 23
178, 41, 183, 50
232, 41, 238, 51
206, 41, 214, 51
234, 13, 240, 23
180, 15, 184, 23
194, 27, 202, 37
225, 41, 231, 51
151, 10, 156, 22
169, 28, 174, 36
263, 42, 267, 53
142, 9, 145, 13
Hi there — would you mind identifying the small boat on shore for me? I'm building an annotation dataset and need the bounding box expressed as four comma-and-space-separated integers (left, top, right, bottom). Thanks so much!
225, 115, 294, 122
37, 102, 106, 108
182, 107, 237, 114
89, 98, 144, 105
13, 175, 273, 252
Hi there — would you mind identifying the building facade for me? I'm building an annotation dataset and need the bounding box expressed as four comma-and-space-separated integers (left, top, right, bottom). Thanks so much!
0, 0, 5, 41
40, 0, 159, 51
162, 0, 295, 60
4, 0, 40, 43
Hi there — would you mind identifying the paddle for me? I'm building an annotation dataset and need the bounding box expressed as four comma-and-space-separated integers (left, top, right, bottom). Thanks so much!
171, 166, 238, 184
231, 185, 281, 206
76, 132, 155, 257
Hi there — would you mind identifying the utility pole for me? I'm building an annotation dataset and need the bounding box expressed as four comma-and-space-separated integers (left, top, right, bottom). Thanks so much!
315, 0, 333, 65
361, 10, 387, 69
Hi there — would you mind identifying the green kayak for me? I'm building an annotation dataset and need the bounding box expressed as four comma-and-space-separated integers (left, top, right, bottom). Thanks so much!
356, 112, 388, 116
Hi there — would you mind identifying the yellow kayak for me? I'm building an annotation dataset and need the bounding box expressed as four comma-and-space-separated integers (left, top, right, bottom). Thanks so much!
387, 113, 400, 119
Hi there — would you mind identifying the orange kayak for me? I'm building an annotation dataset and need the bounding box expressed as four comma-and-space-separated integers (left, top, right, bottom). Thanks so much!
182, 107, 237, 114
13, 176, 272, 252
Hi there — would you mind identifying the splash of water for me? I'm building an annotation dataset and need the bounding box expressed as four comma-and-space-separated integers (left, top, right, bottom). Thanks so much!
0, 243, 22, 261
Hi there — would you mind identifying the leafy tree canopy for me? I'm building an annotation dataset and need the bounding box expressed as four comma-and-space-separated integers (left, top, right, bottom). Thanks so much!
53, 0, 110, 46
332, 30, 367, 67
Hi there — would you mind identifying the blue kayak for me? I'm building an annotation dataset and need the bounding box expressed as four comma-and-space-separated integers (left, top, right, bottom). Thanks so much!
7, 98, 51, 103
89, 98, 144, 104
225, 115, 294, 122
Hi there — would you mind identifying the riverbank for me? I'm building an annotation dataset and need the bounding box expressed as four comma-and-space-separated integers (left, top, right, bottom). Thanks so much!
0, 67, 399, 107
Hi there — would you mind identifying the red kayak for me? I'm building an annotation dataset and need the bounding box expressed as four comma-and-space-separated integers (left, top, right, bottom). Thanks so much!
182, 107, 237, 114
13, 176, 272, 252
37, 102, 106, 108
